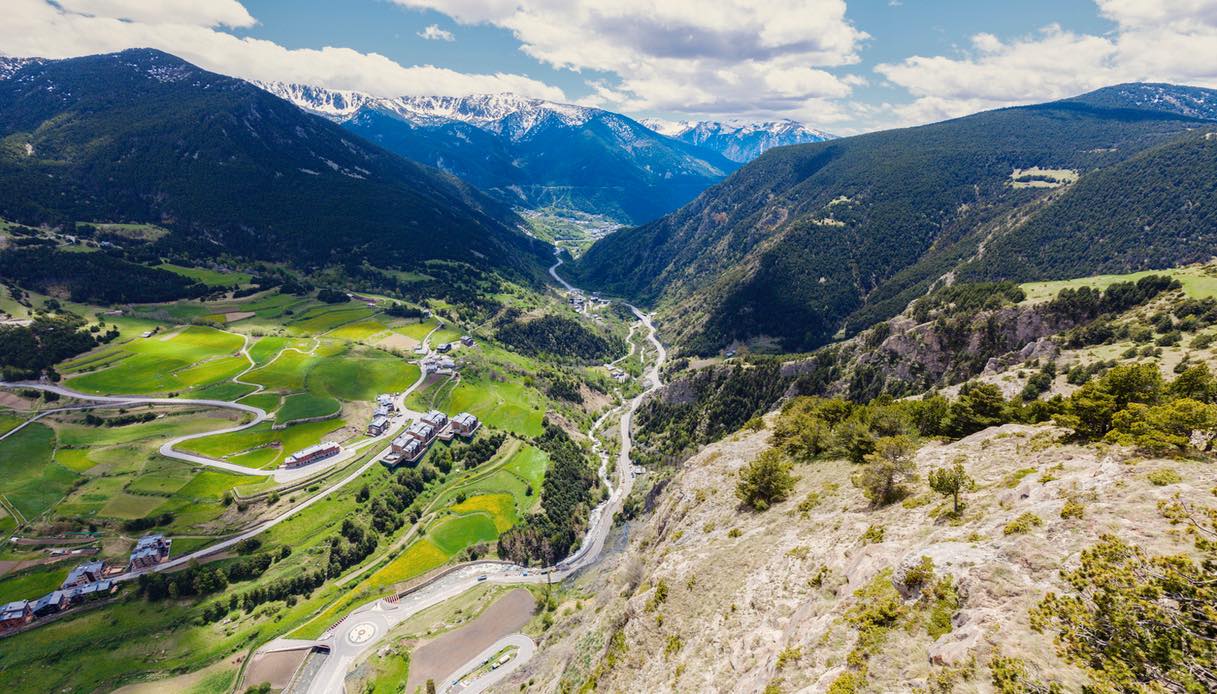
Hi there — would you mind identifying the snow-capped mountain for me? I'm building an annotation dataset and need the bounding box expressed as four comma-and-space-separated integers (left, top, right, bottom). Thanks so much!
645, 118, 834, 163
258, 82, 739, 223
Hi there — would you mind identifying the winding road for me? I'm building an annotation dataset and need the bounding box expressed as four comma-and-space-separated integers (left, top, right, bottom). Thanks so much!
290, 252, 666, 693
0, 324, 444, 581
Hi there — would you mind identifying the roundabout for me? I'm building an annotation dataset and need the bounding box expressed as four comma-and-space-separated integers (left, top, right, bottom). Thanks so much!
346, 622, 378, 645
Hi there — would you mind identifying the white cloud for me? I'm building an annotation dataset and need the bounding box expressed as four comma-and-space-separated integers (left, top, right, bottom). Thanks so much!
393, 0, 865, 119
54, 0, 256, 28
1, 0, 565, 100
875, 1, 1217, 127
418, 24, 455, 41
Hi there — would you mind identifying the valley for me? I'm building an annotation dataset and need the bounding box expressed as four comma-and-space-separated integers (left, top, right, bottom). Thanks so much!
1, 36, 1216, 694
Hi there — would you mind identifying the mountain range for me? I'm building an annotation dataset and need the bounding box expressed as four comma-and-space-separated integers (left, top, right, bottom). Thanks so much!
0, 49, 546, 276
643, 118, 834, 162
258, 82, 743, 224
573, 83, 1217, 354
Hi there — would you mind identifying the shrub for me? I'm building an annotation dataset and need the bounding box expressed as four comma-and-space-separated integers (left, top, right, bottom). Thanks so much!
1147, 468, 1182, 486
736, 449, 798, 511
858, 435, 918, 506
1030, 506, 1217, 694
860, 525, 885, 544
1060, 498, 1085, 519
1003, 512, 1043, 535
901, 556, 935, 591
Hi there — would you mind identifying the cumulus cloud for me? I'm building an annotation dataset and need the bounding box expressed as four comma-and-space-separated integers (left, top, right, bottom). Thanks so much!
1, 0, 565, 100
393, 0, 865, 119
55, 0, 256, 28
418, 24, 455, 41
875, 0, 1217, 127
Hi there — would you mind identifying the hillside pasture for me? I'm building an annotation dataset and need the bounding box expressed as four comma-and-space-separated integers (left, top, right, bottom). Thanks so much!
1020, 263, 1217, 303
66, 326, 244, 394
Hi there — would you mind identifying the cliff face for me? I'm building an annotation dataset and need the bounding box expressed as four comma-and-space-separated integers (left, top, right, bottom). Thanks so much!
498, 418, 1215, 693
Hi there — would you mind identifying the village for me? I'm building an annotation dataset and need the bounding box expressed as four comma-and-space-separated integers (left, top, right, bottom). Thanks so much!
0, 534, 171, 634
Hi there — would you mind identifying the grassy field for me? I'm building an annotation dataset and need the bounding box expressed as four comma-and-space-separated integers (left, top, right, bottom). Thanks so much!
66, 326, 245, 395
0, 564, 70, 603
444, 378, 545, 437
276, 393, 340, 424
0, 423, 76, 520
238, 393, 281, 413
178, 419, 346, 468
156, 264, 252, 287
450, 493, 518, 533
1021, 263, 1217, 303
306, 350, 418, 402
287, 305, 376, 336
327, 318, 389, 342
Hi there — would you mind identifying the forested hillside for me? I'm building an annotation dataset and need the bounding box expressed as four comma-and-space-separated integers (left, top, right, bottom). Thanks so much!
573, 86, 1217, 355
0, 49, 548, 278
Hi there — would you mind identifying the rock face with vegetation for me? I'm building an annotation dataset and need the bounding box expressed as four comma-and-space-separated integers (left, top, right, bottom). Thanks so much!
505, 411, 1216, 693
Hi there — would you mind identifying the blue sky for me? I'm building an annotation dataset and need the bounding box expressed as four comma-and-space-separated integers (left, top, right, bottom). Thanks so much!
6, 1, 1216, 133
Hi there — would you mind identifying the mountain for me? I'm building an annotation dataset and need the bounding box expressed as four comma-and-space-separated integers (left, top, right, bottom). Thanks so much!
0, 49, 547, 276
573, 84, 1217, 355
258, 82, 739, 224
1067, 82, 1217, 120
645, 118, 834, 162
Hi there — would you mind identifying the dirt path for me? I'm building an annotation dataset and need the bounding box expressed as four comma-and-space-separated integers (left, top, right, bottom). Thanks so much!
404, 588, 535, 694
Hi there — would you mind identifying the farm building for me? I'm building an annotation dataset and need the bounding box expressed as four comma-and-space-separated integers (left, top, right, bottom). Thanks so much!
284, 441, 341, 469
460, 335, 475, 347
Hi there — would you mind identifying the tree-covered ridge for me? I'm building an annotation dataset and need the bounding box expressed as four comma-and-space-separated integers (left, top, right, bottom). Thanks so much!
0, 247, 208, 304
573, 86, 1213, 355
960, 130, 1217, 282
0, 49, 548, 279
495, 312, 625, 362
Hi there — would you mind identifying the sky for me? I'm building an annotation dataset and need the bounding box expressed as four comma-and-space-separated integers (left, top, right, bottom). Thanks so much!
4, 1, 1217, 134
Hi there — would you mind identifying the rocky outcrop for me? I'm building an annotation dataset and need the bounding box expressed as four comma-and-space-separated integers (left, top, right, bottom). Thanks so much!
500, 420, 1216, 693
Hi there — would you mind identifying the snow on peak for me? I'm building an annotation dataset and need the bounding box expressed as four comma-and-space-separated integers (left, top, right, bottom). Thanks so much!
256, 82, 601, 138
652, 118, 834, 162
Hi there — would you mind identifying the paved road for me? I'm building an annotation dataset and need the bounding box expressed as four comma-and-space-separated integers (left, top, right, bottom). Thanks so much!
442, 633, 536, 694
290, 255, 667, 693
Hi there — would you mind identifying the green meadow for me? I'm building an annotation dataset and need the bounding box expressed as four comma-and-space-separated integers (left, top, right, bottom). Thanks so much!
177, 419, 345, 468
1020, 263, 1217, 303
276, 393, 341, 424
66, 326, 245, 395
155, 263, 252, 287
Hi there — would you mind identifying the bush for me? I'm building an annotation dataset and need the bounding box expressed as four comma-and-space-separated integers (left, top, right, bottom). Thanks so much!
1147, 468, 1182, 486
1003, 512, 1043, 535
736, 449, 798, 511
857, 435, 918, 506
1060, 498, 1085, 519
1030, 502, 1217, 694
